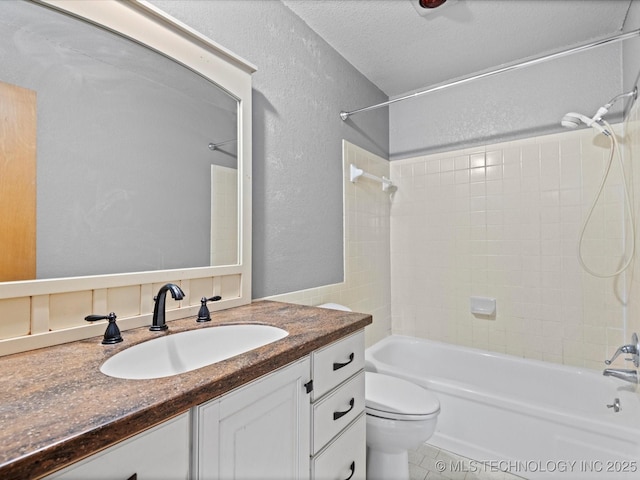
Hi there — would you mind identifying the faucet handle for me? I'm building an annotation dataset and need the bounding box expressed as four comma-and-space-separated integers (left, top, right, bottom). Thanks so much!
605, 346, 631, 365
605, 333, 640, 367
85, 312, 123, 345
197, 296, 222, 323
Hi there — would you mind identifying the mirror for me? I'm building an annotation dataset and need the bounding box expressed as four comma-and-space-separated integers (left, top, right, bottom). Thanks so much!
0, 0, 239, 281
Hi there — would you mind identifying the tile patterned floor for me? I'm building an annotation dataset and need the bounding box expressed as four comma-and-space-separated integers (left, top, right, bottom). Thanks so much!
409, 443, 525, 480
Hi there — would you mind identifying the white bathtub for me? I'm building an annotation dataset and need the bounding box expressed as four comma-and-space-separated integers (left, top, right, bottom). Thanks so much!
365, 335, 640, 479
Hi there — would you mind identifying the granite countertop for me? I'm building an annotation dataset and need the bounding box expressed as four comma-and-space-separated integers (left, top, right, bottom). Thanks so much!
0, 300, 372, 480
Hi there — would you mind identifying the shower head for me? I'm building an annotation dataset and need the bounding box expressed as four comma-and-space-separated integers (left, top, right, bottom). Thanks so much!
560, 112, 586, 129
560, 112, 610, 136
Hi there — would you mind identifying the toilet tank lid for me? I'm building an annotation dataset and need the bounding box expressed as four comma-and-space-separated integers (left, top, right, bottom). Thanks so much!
317, 303, 352, 311
365, 371, 440, 416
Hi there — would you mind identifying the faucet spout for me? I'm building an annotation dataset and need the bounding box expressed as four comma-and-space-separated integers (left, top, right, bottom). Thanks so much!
603, 368, 638, 384
150, 283, 185, 331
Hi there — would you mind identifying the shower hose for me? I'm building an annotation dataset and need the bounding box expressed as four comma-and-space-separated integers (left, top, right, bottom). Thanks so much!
577, 120, 636, 278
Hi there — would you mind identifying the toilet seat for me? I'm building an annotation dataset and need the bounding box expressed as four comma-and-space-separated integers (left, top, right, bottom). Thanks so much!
365, 372, 440, 421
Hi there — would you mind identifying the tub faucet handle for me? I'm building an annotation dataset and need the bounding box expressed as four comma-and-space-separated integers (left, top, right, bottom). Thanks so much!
605, 333, 640, 367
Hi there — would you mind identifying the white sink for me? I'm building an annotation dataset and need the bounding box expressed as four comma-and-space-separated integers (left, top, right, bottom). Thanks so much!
100, 324, 288, 380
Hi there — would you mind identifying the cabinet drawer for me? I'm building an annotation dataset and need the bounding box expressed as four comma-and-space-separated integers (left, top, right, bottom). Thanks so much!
312, 330, 364, 400
312, 414, 366, 480
312, 371, 364, 454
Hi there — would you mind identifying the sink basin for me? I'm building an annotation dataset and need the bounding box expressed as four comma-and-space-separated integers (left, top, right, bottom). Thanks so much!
100, 324, 288, 380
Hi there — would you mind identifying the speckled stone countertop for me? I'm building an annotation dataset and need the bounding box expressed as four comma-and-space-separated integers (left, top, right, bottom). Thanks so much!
0, 300, 371, 480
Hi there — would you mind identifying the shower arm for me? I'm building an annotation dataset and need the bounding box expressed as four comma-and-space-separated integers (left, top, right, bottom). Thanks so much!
340, 28, 640, 121
592, 87, 638, 123
605, 89, 637, 108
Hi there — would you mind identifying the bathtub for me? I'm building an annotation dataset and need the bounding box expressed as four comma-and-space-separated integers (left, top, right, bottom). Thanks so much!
365, 335, 640, 479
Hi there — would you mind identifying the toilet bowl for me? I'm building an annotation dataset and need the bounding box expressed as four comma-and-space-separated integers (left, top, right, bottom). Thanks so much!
365, 372, 440, 480
316, 303, 440, 480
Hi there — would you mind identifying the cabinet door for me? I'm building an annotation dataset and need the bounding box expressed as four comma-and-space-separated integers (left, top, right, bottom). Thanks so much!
46, 413, 190, 480
195, 357, 311, 480
0, 81, 36, 282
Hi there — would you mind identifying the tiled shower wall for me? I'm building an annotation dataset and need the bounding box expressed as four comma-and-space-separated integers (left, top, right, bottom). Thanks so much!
626, 102, 640, 341
390, 123, 634, 370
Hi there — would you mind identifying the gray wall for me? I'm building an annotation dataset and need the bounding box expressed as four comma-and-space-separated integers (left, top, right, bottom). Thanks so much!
151, 0, 389, 299
389, 43, 626, 160
151, 1, 637, 297
624, 1, 640, 96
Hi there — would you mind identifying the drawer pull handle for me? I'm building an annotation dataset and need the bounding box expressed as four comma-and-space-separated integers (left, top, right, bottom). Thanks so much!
344, 461, 356, 480
333, 398, 355, 420
333, 352, 355, 371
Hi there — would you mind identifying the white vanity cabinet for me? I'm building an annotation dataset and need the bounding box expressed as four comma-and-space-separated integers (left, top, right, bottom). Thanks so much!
194, 357, 312, 480
193, 330, 367, 480
43, 330, 367, 480
310, 331, 366, 480
45, 413, 190, 480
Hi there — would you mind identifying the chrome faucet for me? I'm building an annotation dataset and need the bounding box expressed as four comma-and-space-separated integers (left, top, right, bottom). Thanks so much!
605, 333, 640, 368
603, 333, 639, 384
603, 368, 638, 384
150, 283, 185, 331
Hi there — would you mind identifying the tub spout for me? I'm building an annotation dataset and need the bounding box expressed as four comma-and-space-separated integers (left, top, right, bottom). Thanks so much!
603, 368, 638, 384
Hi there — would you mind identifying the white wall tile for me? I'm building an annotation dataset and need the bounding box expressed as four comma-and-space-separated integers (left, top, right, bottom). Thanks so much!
391, 125, 630, 368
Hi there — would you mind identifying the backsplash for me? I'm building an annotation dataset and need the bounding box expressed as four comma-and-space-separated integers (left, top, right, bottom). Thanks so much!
390, 123, 633, 370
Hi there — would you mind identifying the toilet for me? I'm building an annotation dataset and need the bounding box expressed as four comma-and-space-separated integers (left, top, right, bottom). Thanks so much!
365, 371, 440, 480
317, 304, 441, 480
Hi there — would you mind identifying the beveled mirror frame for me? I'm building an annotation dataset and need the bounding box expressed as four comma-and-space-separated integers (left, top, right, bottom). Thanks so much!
0, 0, 255, 356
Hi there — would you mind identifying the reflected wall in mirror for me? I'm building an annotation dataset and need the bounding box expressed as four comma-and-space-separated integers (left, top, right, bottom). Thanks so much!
0, 1, 239, 281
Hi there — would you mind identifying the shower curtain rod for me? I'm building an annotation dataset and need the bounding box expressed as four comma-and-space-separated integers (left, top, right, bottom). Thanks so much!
339, 28, 640, 121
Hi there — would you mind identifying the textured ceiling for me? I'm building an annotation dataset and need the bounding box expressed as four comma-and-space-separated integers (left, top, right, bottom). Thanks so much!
282, 0, 633, 97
